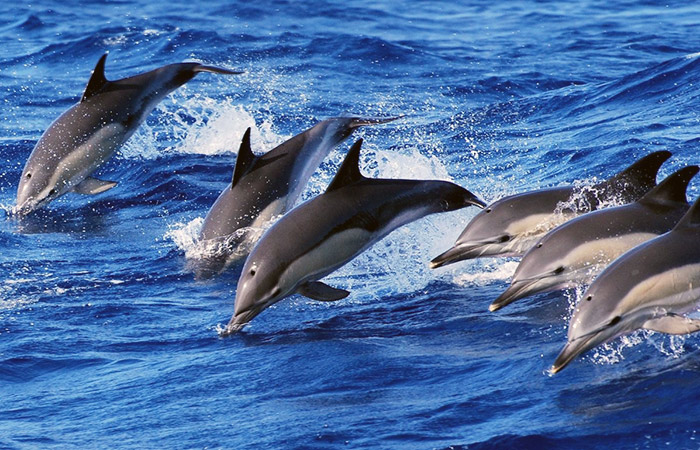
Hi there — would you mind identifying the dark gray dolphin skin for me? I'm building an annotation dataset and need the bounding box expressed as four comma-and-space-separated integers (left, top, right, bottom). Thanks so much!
195, 116, 399, 276
551, 196, 700, 374
430, 151, 672, 268
490, 165, 699, 311
219, 139, 486, 335
14, 53, 241, 215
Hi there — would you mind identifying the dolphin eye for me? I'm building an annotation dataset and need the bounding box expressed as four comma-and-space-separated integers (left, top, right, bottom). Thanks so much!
485, 208, 492, 213
49, 188, 56, 196
608, 316, 621, 326
537, 243, 543, 248
249, 268, 256, 276
25, 173, 31, 179
585, 295, 592, 301
553, 266, 565, 275
499, 235, 510, 243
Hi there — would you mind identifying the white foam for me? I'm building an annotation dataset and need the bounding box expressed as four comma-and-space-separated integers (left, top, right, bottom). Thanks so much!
119, 95, 287, 160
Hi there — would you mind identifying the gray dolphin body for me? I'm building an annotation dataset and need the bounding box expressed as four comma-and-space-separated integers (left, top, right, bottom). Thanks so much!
220, 139, 486, 335
430, 151, 672, 268
490, 166, 699, 311
551, 197, 700, 374
15, 54, 240, 215
196, 117, 398, 276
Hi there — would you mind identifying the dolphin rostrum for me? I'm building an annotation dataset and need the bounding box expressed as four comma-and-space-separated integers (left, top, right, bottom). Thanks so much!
430, 151, 672, 268
490, 165, 698, 311
551, 196, 700, 374
220, 139, 486, 335
14, 53, 241, 215
195, 116, 399, 276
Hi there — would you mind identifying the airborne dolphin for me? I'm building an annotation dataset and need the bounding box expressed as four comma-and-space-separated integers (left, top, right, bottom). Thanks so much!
430, 151, 672, 268
220, 139, 485, 335
551, 196, 700, 374
195, 116, 398, 276
490, 165, 698, 311
14, 53, 240, 215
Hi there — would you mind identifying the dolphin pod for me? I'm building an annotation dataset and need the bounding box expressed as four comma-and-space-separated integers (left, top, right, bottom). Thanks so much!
551, 196, 700, 374
14, 55, 700, 376
430, 151, 671, 268
14, 54, 241, 216
220, 139, 485, 335
194, 116, 399, 277
490, 165, 699, 311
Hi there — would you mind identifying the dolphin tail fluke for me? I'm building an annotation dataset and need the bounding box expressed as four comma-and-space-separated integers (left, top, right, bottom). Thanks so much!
347, 115, 403, 128
298, 281, 350, 302
193, 64, 244, 75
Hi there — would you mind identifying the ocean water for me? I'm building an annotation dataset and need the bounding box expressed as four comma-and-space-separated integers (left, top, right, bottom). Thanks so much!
1, 0, 700, 448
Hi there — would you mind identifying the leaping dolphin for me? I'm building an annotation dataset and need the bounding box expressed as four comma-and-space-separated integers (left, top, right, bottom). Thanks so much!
220, 139, 485, 335
490, 165, 698, 311
195, 116, 399, 277
551, 196, 700, 374
14, 53, 241, 215
430, 151, 671, 268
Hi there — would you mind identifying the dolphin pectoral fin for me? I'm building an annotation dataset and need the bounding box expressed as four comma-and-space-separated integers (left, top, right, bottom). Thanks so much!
643, 314, 700, 335
298, 282, 350, 302
73, 177, 118, 195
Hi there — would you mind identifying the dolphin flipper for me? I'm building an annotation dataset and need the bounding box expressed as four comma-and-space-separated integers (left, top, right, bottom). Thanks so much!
643, 314, 700, 335
73, 177, 117, 195
298, 281, 350, 302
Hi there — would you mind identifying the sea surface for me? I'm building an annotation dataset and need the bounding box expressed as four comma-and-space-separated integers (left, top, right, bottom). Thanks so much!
1, 1, 700, 448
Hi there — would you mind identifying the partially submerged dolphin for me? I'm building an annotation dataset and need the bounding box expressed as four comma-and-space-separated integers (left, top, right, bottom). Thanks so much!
430, 151, 672, 268
551, 196, 700, 374
220, 139, 485, 335
196, 116, 398, 276
15, 53, 240, 215
490, 165, 698, 311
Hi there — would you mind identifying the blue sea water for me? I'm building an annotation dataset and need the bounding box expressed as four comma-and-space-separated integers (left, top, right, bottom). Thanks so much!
1, 0, 700, 448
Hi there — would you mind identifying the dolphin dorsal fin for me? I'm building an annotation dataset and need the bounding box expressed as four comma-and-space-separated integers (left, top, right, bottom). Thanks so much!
639, 166, 698, 206
231, 128, 256, 188
325, 139, 367, 193
81, 53, 110, 102
602, 150, 672, 192
673, 197, 700, 230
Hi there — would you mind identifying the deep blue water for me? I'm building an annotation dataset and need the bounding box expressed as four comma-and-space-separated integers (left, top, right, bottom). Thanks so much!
1, 0, 700, 448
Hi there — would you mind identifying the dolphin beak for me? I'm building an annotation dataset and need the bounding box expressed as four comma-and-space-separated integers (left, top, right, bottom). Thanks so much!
430, 241, 493, 268
489, 279, 541, 311
550, 334, 597, 374
467, 197, 487, 209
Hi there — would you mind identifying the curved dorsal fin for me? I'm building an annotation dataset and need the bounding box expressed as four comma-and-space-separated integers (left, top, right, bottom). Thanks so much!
639, 166, 698, 206
674, 196, 700, 230
602, 150, 672, 191
81, 53, 109, 102
232, 128, 256, 187
325, 139, 367, 193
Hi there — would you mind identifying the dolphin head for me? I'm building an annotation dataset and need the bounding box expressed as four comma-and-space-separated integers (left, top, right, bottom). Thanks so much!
435, 182, 487, 212
220, 252, 294, 336
15, 155, 69, 216
489, 237, 578, 311
430, 200, 522, 268
550, 284, 638, 374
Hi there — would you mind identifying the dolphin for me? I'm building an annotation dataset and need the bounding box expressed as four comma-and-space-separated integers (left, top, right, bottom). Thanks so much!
14, 53, 241, 215
551, 196, 700, 374
430, 151, 672, 268
490, 165, 699, 311
219, 139, 486, 335
195, 116, 399, 276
